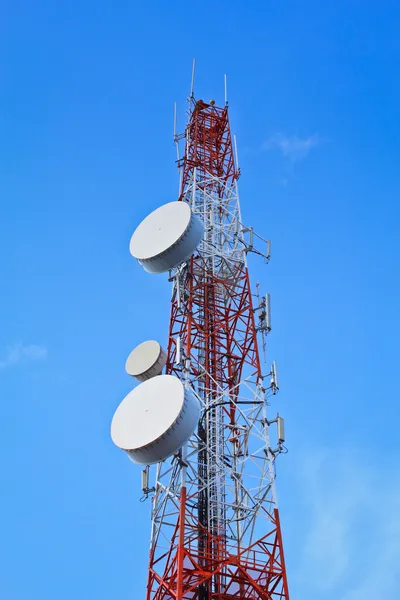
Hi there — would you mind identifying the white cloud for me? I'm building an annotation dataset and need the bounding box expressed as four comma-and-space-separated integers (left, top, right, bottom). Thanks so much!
342, 481, 400, 600
263, 133, 321, 161
297, 450, 367, 590
0, 343, 48, 369
292, 449, 400, 599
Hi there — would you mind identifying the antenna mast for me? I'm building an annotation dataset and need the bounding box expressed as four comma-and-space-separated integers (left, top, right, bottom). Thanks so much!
112, 68, 290, 600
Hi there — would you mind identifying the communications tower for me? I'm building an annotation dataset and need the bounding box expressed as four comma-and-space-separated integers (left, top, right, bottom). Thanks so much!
111, 66, 290, 600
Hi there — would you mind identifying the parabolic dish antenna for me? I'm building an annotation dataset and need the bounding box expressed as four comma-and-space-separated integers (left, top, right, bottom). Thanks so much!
125, 340, 167, 382
111, 375, 200, 465
129, 201, 204, 273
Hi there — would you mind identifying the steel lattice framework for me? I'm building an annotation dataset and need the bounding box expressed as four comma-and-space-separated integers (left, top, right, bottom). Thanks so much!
146, 96, 290, 600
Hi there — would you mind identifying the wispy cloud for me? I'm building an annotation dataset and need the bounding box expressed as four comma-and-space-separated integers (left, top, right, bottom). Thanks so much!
263, 133, 322, 161
342, 481, 400, 600
292, 449, 400, 599
0, 343, 48, 369
297, 450, 367, 591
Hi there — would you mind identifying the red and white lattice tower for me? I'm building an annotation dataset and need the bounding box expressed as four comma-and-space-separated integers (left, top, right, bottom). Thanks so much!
144, 77, 290, 599
112, 69, 290, 600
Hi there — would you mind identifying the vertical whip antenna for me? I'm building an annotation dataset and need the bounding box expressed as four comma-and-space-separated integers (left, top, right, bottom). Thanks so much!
234, 134, 240, 171
190, 58, 196, 98
173, 102, 177, 141
173, 102, 182, 193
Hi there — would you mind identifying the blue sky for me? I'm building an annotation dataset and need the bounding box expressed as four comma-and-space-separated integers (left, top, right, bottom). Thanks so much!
1, 1, 400, 598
